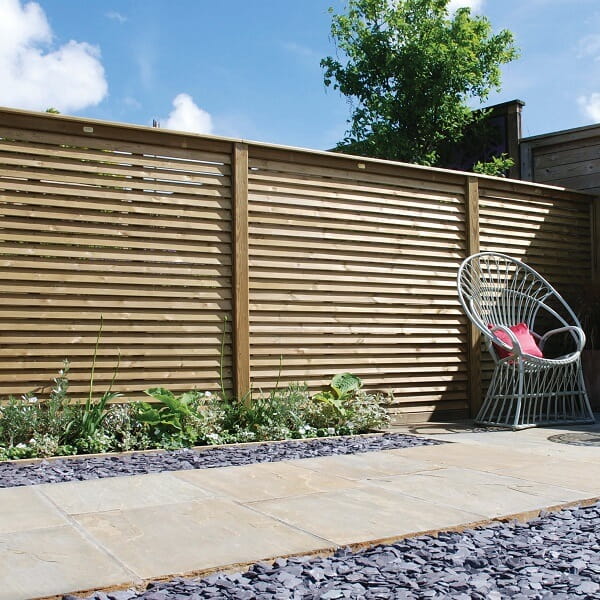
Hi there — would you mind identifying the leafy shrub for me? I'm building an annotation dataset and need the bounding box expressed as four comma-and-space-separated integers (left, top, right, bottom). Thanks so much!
103, 403, 153, 452
138, 388, 227, 448
305, 375, 389, 434
219, 383, 311, 443
0, 366, 389, 460
472, 153, 515, 177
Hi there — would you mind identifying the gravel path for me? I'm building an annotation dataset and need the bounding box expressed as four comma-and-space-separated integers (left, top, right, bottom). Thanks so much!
0, 433, 443, 488
67, 502, 600, 600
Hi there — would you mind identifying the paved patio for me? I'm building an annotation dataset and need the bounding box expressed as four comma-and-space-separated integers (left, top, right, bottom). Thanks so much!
1, 419, 598, 600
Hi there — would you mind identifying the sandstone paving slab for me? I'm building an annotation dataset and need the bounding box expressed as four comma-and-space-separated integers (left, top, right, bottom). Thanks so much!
73, 497, 333, 579
0, 524, 135, 600
0, 485, 67, 534
38, 472, 215, 515
366, 466, 589, 519
394, 420, 600, 464
287, 450, 443, 481
428, 433, 600, 464
171, 459, 358, 502
489, 458, 600, 495
247, 484, 483, 546
387, 441, 550, 473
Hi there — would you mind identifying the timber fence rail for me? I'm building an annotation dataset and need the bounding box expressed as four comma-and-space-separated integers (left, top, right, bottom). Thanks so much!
0, 108, 594, 424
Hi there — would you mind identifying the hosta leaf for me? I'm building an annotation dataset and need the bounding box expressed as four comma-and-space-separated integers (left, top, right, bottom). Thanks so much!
331, 373, 362, 397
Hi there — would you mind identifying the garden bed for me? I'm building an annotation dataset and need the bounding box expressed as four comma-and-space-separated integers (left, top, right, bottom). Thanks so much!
0, 432, 444, 488
0, 367, 393, 462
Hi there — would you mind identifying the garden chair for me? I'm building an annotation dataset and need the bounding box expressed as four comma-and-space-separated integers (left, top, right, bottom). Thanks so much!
457, 251, 595, 429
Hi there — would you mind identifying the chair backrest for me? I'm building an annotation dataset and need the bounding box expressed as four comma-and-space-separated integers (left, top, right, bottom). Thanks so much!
457, 252, 581, 341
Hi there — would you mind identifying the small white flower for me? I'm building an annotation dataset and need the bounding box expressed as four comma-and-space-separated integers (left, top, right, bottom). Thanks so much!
28, 396, 38, 403
204, 391, 212, 397
16, 443, 26, 449
327, 427, 336, 435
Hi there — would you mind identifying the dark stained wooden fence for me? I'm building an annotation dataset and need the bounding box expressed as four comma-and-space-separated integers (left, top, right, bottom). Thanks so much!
521, 124, 600, 196
0, 108, 594, 423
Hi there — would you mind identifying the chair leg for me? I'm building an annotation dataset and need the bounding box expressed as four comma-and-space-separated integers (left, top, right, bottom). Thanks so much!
577, 364, 596, 423
475, 358, 595, 429
511, 363, 525, 429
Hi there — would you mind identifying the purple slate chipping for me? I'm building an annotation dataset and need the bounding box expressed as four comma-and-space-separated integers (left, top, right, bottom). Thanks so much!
67, 502, 600, 600
0, 433, 444, 488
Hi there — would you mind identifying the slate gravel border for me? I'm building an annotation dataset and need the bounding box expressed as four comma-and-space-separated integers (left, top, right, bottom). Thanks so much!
67, 502, 600, 600
0, 432, 443, 488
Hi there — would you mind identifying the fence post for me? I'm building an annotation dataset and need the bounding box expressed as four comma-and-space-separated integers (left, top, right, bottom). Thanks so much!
232, 143, 251, 401
465, 176, 482, 417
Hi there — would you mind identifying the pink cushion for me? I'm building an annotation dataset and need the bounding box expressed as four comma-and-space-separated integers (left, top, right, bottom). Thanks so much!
487, 323, 544, 359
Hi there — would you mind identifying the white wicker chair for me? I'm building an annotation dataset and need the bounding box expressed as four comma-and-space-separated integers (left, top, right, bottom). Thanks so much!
457, 252, 595, 429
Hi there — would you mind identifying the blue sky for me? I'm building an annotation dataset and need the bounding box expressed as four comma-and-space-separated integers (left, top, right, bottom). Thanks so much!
1, 0, 599, 150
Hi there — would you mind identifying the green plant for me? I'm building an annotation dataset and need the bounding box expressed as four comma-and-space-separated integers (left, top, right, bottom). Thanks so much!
472, 153, 515, 177
220, 383, 310, 442
0, 360, 77, 452
307, 374, 389, 434
78, 317, 122, 441
102, 403, 153, 451
321, 0, 518, 164
138, 388, 209, 446
312, 373, 364, 422
0, 395, 37, 449
38, 360, 82, 444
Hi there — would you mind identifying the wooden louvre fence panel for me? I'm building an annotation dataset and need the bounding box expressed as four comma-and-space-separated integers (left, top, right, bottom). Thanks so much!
0, 108, 597, 422
478, 179, 593, 395
247, 147, 470, 424
0, 111, 234, 399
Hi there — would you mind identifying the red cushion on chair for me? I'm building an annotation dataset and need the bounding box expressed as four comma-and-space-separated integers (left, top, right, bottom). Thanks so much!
488, 323, 544, 359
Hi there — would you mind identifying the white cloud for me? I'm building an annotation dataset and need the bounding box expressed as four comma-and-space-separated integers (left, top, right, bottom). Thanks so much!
0, 0, 107, 112
106, 11, 127, 24
578, 93, 600, 122
447, 0, 484, 13
577, 34, 600, 60
163, 93, 214, 134
283, 42, 317, 59
123, 96, 141, 109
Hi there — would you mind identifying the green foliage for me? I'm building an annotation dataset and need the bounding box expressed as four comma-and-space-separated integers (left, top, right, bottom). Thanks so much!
321, 0, 519, 165
138, 388, 201, 444
78, 318, 122, 443
309, 373, 389, 434
102, 403, 153, 451
472, 153, 515, 177
331, 372, 363, 397
0, 364, 389, 460
219, 383, 310, 443
313, 373, 363, 423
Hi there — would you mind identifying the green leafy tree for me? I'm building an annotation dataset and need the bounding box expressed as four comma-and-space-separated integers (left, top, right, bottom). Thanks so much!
473, 152, 514, 177
321, 0, 519, 165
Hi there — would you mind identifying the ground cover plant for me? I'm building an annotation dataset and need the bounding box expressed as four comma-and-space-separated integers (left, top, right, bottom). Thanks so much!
0, 367, 389, 461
